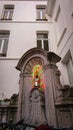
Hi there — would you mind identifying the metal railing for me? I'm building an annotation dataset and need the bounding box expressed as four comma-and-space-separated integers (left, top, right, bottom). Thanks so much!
0, 119, 36, 130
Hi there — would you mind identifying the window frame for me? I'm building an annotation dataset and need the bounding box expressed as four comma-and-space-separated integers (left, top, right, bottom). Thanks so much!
36, 5, 47, 21
62, 51, 73, 87
36, 31, 49, 51
1, 5, 14, 20
0, 30, 10, 57
66, 56, 73, 87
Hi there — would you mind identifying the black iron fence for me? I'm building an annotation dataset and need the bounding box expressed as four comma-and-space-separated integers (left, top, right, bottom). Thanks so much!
0, 120, 36, 130
0, 120, 73, 130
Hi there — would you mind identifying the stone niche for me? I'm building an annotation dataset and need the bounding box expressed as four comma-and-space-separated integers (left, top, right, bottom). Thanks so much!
16, 47, 73, 128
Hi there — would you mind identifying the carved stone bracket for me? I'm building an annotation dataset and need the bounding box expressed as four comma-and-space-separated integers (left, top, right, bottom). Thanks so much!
47, 52, 61, 63
60, 85, 73, 98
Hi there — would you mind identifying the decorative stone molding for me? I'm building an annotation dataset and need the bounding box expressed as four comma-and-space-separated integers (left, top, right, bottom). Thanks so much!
47, 52, 61, 63
16, 48, 73, 128
55, 85, 73, 106
60, 85, 73, 97
16, 48, 47, 71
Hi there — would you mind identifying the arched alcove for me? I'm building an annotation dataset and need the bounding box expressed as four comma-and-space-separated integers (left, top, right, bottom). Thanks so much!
16, 48, 49, 126
16, 47, 48, 71
16, 48, 73, 128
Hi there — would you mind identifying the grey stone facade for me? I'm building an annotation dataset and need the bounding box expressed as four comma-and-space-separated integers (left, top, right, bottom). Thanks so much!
0, 94, 18, 123
16, 48, 73, 128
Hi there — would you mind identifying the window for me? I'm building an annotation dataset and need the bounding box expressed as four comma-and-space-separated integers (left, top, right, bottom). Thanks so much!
1, 5, 14, 20
36, 5, 47, 21
37, 32, 49, 51
66, 55, 73, 87
63, 51, 73, 87
0, 30, 10, 57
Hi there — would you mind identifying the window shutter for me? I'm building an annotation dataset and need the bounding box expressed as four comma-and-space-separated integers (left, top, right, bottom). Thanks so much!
44, 40, 49, 51
0, 39, 2, 49
42, 9, 45, 19
9, 10, 13, 20
0, 39, 4, 54
3, 10, 8, 19
66, 58, 73, 86
37, 9, 40, 19
2, 39, 8, 56
37, 40, 42, 48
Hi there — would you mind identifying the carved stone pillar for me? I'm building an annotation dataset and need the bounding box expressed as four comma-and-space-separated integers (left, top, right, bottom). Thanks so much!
17, 72, 24, 121
22, 74, 32, 123
44, 52, 61, 127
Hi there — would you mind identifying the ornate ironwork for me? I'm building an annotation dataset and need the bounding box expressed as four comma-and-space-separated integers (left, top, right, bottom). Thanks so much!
0, 119, 36, 130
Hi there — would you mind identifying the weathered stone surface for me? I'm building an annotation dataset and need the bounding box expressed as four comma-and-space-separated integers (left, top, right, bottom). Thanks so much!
16, 48, 73, 128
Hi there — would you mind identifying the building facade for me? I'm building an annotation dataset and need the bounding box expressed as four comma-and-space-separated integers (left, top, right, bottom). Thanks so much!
0, 0, 54, 99
47, 0, 73, 87
0, 0, 73, 128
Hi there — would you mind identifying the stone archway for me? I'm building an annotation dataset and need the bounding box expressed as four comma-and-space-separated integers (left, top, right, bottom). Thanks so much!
16, 48, 72, 128
16, 48, 48, 126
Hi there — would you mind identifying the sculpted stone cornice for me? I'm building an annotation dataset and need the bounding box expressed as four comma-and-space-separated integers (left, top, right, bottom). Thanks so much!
47, 52, 61, 63
16, 48, 47, 71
